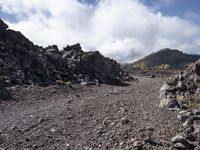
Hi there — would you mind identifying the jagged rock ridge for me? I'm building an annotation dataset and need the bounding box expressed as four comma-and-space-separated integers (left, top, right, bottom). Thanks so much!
0, 19, 131, 99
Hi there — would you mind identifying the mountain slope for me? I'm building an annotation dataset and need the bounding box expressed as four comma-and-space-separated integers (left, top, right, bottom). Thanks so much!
132, 48, 200, 69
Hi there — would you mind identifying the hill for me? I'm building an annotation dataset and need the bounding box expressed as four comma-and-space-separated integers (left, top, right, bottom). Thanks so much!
127, 48, 200, 70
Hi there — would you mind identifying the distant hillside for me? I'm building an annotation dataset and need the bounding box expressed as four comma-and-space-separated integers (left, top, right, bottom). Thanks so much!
128, 48, 200, 69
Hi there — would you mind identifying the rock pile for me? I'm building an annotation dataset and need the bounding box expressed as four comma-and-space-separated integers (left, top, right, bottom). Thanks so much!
0, 19, 132, 99
62, 44, 131, 84
159, 59, 200, 109
159, 59, 200, 149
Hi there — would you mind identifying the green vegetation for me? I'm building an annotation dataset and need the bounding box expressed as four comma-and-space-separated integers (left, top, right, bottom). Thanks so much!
132, 62, 170, 70
155, 64, 170, 69
132, 62, 146, 70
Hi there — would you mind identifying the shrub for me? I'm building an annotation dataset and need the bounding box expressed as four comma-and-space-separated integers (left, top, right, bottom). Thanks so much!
156, 64, 170, 69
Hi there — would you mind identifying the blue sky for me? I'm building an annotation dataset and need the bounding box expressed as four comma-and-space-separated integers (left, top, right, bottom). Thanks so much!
1, 0, 200, 62
82, 0, 200, 24
143, 0, 200, 24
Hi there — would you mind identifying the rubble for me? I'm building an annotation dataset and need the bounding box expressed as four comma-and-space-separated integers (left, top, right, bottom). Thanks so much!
61, 43, 133, 84
0, 19, 132, 100
159, 59, 200, 149
159, 59, 200, 109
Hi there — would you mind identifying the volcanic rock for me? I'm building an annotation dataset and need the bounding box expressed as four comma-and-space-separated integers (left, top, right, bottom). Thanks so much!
159, 59, 200, 108
0, 19, 132, 100
160, 59, 200, 149
0, 19, 8, 33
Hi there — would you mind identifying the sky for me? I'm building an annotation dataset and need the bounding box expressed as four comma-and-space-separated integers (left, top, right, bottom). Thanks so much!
1, 0, 200, 63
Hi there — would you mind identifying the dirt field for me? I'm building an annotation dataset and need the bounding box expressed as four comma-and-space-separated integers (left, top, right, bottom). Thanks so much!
0, 77, 181, 150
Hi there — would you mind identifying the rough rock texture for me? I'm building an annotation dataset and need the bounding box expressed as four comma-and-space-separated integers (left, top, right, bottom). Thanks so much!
0, 20, 73, 87
0, 77, 182, 150
0, 19, 8, 33
159, 59, 200, 149
62, 44, 131, 84
159, 59, 200, 109
0, 19, 131, 100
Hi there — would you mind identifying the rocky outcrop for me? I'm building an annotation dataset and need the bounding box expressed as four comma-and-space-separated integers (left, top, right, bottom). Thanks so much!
159, 59, 200, 149
159, 59, 200, 109
0, 19, 8, 33
0, 19, 132, 100
62, 44, 131, 84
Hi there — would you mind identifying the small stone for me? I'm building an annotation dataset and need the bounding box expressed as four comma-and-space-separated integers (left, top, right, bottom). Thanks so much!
38, 118, 44, 123
133, 140, 144, 148
67, 99, 73, 103
121, 118, 130, 124
177, 111, 192, 122
195, 145, 200, 150
10, 125, 17, 130
147, 127, 155, 131
66, 115, 73, 119
176, 81, 187, 91
80, 81, 88, 85
95, 79, 99, 86
182, 119, 193, 127
193, 109, 200, 115
171, 135, 186, 143
160, 83, 171, 92
183, 126, 194, 135
172, 136, 193, 150
75, 94, 80, 98
159, 98, 180, 109
181, 104, 189, 110
159, 98, 172, 108
56, 80, 66, 86
50, 128, 56, 133
168, 99, 180, 108
110, 122, 115, 126
25, 137, 30, 142
120, 142, 124, 146
193, 120, 200, 135
186, 133, 196, 142
173, 142, 188, 150
149, 74, 155, 78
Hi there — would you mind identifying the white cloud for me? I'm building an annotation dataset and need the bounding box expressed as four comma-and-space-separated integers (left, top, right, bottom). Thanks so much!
1, 0, 200, 63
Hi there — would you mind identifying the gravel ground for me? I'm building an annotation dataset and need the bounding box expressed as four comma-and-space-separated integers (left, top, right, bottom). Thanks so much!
0, 77, 182, 150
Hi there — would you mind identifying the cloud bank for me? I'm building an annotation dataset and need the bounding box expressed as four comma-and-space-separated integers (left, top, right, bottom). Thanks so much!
1, 0, 200, 63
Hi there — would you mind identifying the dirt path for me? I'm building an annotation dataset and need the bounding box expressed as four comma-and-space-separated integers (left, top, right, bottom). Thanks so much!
0, 77, 181, 150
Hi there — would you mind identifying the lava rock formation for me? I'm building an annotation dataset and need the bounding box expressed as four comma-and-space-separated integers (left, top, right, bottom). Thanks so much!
0, 19, 131, 99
